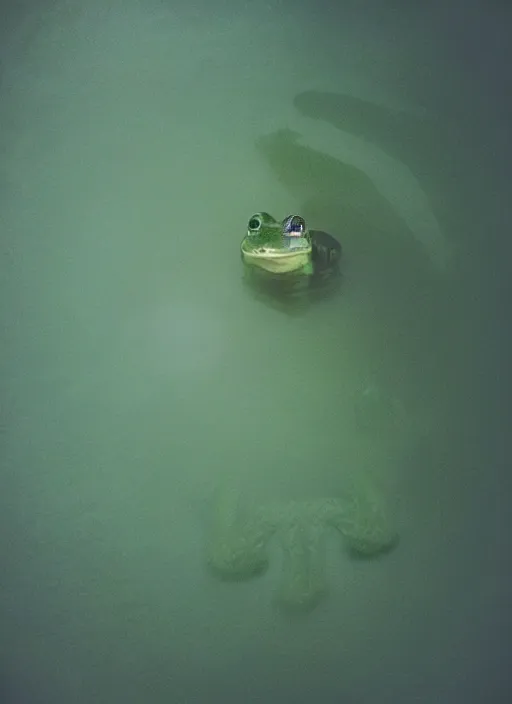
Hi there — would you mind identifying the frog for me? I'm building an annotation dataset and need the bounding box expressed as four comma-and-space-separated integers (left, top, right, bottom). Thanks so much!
240, 212, 342, 307
204, 213, 397, 614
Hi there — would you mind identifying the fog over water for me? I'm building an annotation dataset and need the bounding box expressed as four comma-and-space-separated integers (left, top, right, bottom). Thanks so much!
1, 1, 511, 702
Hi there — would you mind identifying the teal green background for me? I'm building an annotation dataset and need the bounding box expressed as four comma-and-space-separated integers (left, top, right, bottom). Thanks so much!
0, 1, 510, 702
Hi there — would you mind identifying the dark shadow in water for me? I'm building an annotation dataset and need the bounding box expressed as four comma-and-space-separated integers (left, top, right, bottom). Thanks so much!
255, 126, 438, 275
254, 124, 448, 386
292, 90, 478, 250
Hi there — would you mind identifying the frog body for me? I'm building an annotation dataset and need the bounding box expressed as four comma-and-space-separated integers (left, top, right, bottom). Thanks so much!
204, 214, 398, 614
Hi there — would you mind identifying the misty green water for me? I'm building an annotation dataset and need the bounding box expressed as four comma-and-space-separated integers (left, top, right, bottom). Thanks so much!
1, 1, 510, 702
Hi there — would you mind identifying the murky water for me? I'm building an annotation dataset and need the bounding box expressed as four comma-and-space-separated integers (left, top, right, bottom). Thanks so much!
1, 1, 511, 702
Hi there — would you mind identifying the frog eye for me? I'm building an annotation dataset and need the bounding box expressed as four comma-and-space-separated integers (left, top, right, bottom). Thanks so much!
248, 215, 262, 233
282, 214, 306, 236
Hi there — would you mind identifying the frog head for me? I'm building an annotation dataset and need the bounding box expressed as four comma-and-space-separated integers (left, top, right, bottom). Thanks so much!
240, 213, 312, 274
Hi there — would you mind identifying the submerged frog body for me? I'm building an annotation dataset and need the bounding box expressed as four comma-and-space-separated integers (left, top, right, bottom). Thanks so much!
240, 212, 342, 307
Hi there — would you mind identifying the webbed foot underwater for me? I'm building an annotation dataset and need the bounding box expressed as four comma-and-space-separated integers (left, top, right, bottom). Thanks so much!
207, 482, 398, 614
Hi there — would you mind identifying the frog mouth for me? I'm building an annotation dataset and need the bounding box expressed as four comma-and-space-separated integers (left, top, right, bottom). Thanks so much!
241, 244, 312, 273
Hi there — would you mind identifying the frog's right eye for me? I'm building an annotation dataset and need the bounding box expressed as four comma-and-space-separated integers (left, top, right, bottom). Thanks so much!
248, 216, 262, 232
